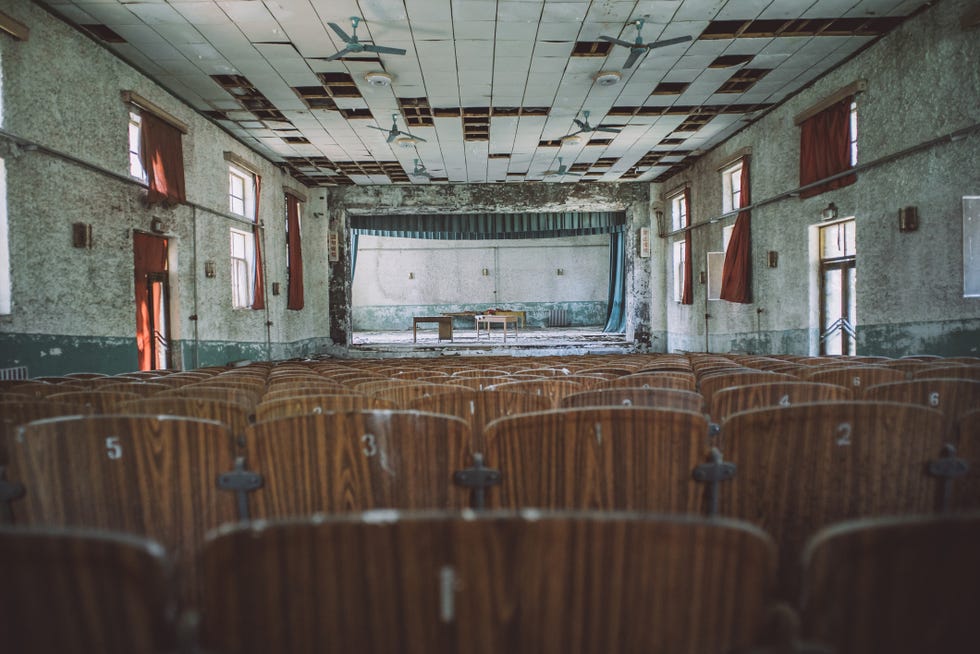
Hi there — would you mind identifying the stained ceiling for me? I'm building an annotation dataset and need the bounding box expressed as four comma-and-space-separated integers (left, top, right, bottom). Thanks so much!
36, 0, 926, 186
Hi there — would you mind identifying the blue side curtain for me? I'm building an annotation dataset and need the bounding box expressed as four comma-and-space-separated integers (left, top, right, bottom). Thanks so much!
350, 231, 359, 282
603, 232, 626, 333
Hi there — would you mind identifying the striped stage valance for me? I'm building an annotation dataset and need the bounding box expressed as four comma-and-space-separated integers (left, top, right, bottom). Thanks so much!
350, 211, 627, 240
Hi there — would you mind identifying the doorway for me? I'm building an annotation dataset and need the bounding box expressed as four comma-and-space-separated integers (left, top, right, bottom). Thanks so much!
818, 220, 856, 355
133, 231, 170, 370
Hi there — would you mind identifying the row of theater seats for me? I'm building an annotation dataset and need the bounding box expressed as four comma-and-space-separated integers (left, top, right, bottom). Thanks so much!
3, 510, 979, 654
0, 353, 977, 652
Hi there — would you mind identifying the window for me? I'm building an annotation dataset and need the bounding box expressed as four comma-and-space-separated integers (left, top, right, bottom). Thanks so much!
670, 192, 686, 231
128, 111, 146, 182
722, 224, 734, 252
673, 240, 686, 302
229, 164, 255, 217
849, 100, 858, 167
230, 227, 255, 309
0, 157, 9, 315
818, 219, 857, 355
721, 161, 742, 214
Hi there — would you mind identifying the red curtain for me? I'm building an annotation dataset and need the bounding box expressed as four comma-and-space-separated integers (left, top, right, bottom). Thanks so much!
799, 98, 855, 198
252, 174, 265, 310
286, 194, 305, 310
681, 187, 693, 305
140, 110, 186, 206
133, 232, 168, 370
720, 157, 752, 303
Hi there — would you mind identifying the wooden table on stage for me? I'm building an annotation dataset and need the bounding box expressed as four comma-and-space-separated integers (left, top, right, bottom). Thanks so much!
413, 316, 453, 343
475, 314, 519, 342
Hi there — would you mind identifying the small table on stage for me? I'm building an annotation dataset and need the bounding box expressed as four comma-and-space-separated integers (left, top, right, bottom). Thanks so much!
475, 314, 519, 342
413, 316, 453, 343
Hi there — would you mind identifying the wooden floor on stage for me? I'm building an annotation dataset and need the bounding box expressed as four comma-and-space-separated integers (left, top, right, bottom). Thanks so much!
351, 326, 632, 357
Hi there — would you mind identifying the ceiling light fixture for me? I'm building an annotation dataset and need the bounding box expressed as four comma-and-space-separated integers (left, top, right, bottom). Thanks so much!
394, 136, 419, 148
593, 71, 621, 87
562, 134, 585, 146
364, 71, 393, 87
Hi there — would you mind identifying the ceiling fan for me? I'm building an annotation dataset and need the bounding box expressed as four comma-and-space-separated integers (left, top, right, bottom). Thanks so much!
367, 114, 427, 144
325, 16, 407, 60
543, 158, 582, 177
410, 159, 431, 178
599, 18, 693, 68
565, 111, 622, 139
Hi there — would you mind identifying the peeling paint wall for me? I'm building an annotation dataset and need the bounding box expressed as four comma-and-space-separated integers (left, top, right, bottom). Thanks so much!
353, 234, 609, 330
329, 183, 654, 347
0, 1, 328, 376
655, 0, 980, 356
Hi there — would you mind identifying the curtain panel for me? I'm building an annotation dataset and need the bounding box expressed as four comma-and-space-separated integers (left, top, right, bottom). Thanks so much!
251, 174, 266, 310
720, 157, 752, 303
681, 188, 694, 305
140, 110, 186, 206
133, 232, 168, 371
799, 97, 856, 198
286, 194, 304, 310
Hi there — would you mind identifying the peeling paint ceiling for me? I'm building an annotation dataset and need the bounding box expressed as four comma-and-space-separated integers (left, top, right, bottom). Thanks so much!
36, 0, 927, 186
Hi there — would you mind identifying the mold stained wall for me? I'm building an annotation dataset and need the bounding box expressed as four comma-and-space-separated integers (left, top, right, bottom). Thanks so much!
0, 1, 329, 376
654, 0, 980, 356
352, 234, 610, 330
328, 182, 655, 347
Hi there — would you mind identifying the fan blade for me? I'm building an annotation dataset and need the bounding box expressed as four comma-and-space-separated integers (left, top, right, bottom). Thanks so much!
328, 22, 353, 43
646, 35, 693, 50
598, 35, 635, 48
325, 48, 354, 61
396, 130, 427, 143
596, 125, 621, 133
623, 48, 643, 68
572, 118, 588, 129
386, 132, 398, 143
365, 125, 388, 132
364, 44, 407, 56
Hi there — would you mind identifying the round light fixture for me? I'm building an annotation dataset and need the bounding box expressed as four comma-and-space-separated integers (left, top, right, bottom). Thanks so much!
364, 71, 393, 87
562, 134, 585, 146
593, 71, 622, 87
394, 136, 419, 148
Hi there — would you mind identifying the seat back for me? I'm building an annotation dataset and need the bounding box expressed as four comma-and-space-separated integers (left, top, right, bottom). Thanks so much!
709, 381, 852, 423
45, 390, 141, 413
254, 393, 395, 421
698, 372, 796, 407
0, 526, 175, 654
717, 401, 948, 597
4, 415, 239, 602
243, 411, 473, 517
0, 400, 79, 463
198, 511, 775, 654
483, 407, 711, 512
117, 397, 254, 436
560, 387, 704, 413
951, 408, 980, 511
864, 379, 980, 439
802, 513, 980, 654
410, 390, 552, 450
805, 366, 906, 394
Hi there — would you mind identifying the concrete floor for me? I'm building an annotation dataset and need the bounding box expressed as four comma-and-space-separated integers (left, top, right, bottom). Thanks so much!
350, 325, 633, 358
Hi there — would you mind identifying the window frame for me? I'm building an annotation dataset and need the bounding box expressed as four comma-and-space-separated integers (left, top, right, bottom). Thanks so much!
672, 239, 686, 303
229, 227, 255, 309
669, 191, 686, 232
848, 100, 858, 168
128, 111, 147, 183
228, 163, 255, 218
721, 161, 743, 215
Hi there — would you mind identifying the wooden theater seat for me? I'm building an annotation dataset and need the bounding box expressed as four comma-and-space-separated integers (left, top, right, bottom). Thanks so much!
801, 513, 980, 654
716, 401, 950, 598
709, 381, 853, 424
118, 397, 254, 437
241, 411, 474, 517
805, 365, 906, 394
864, 378, 980, 439
0, 525, 175, 654
197, 511, 776, 654
255, 393, 395, 421
698, 371, 797, 408
410, 389, 552, 450
601, 371, 697, 391
2, 415, 240, 602
0, 399, 79, 463
950, 408, 980, 511
560, 387, 705, 413
482, 407, 712, 513
45, 389, 141, 414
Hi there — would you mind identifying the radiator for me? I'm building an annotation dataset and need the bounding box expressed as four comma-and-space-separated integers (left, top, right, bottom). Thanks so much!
548, 309, 569, 327
0, 366, 29, 380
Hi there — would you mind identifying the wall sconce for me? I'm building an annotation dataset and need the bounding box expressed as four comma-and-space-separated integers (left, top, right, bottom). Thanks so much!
699, 271, 707, 285
767, 251, 779, 268
898, 206, 919, 232
271, 282, 280, 296
72, 222, 93, 248
204, 260, 216, 278
821, 202, 838, 221
408, 272, 415, 280
556, 268, 564, 276
482, 268, 489, 276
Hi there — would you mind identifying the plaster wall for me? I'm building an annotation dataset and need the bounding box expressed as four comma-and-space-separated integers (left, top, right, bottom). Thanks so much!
0, 1, 328, 375
352, 234, 609, 330
329, 182, 654, 347
656, 0, 980, 356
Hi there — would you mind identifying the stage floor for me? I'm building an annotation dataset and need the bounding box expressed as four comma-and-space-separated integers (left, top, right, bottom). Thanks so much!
350, 326, 633, 358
